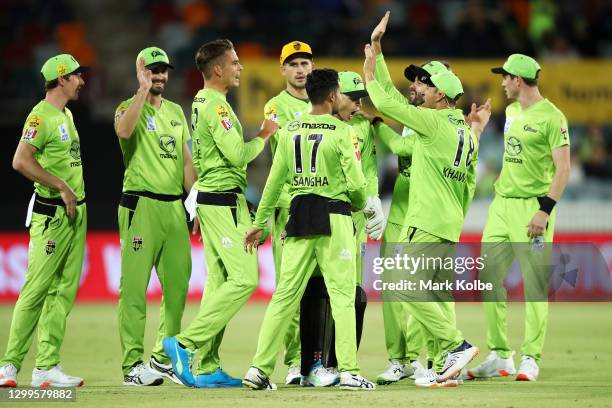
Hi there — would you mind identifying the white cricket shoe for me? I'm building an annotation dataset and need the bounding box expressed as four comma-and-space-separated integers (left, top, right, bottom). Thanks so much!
284, 366, 302, 385
32, 365, 84, 387
243, 367, 277, 390
149, 356, 181, 384
409, 360, 427, 380
516, 355, 539, 381
464, 351, 516, 380
437, 341, 479, 382
301, 361, 339, 387
0, 364, 17, 387
338, 371, 376, 390
415, 369, 458, 388
123, 362, 163, 386
376, 359, 409, 384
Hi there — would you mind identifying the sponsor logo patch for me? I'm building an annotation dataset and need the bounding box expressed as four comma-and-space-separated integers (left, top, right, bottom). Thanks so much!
339, 248, 352, 260
69, 141, 81, 160
159, 134, 176, 153
28, 115, 43, 128
287, 121, 300, 132
221, 237, 233, 248
505, 136, 522, 157
170, 119, 181, 127
146, 115, 157, 131
503, 118, 513, 134
59, 124, 70, 142
56, 64, 67, 76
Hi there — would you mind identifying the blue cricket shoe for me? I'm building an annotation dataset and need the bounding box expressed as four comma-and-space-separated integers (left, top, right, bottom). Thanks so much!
162, 337, 195, 387
194, 369, 242, 388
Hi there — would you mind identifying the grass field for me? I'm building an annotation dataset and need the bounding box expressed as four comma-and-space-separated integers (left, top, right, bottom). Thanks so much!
1, 302, 611, 407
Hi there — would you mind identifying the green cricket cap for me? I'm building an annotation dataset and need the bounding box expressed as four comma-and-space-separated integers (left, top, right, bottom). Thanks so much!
339, 71, 369, 99
40, 54, 89, 81
136, 46, 174, 69
491, 53, 540, 80
430, 70, 464, 99
404, 60, 448, 82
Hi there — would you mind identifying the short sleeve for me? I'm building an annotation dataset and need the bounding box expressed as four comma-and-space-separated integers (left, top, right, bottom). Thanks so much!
548, 113, 570, 150
20, 113, 47, 150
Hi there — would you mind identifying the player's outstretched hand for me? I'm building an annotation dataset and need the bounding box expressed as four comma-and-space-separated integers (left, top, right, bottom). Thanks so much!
258, 119, 279, 141
136, 57, 152, 93
244, 227, 264, 253
59, 181, 77, 219
364, 44, 376, 80
371, 11, 390, 43
468, 98, 492, 140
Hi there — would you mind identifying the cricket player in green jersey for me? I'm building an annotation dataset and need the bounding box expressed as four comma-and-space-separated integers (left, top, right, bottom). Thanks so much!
364, 11, 491, 387
0, 54, 88, 388
243, 69, 375, 391
114, 47, 196, 386
296, 71, 385, 387
465, 54, 570, 382
367, 28, 451, 382
263, 41, 314, 384
163, 39, 277, 388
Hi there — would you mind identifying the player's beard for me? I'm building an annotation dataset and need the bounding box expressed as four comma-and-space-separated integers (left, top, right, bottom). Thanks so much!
150, 83, 165, 96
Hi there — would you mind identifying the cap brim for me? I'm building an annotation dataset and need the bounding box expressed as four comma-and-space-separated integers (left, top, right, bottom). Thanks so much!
490, 67, 508, 75
72, 66, 90, 74
404, 64, 434, 85
282, 52, 313, 65
146, 62, 174, 70
343, 90, 369, 99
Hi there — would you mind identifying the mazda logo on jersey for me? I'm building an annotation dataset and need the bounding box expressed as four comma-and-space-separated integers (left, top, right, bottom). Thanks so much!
159, 134, 176, 153
69, 141, 81, 160
505, 136, 522, 157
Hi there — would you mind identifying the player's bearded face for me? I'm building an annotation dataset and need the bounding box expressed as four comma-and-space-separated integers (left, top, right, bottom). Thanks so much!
282, 58, 313, 89
421, 86, 440, 108
149, 68, 168, 96
411, 78, 426, 106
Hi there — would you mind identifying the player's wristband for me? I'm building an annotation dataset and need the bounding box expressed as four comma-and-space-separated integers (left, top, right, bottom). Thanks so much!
371, 116, 384, 126
537, 196, 557, 215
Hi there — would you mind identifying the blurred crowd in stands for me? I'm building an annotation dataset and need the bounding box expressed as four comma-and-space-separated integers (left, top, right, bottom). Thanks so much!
1, 0, 611, 202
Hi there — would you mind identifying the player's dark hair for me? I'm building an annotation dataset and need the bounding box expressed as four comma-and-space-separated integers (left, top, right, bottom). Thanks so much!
305, 69, 339, 104
509, 73, 539, 87
195, 39, 235, 79
42, 74, 73, 92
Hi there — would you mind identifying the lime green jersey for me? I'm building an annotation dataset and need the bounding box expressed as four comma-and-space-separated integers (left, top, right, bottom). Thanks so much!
191, 88, 265, 193
115, 97, 190, 195
254, 113, 366, 228
20, 101, 85, 200
367, 79, 478, 242
349, 115, 378, 197
264, 90, 312, 208
384, 126, 417, 226
495, 99, 569, 198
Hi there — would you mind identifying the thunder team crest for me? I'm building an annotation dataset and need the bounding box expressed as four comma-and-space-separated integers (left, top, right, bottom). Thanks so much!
45, 240, 56, 256
132, 236, 143, 252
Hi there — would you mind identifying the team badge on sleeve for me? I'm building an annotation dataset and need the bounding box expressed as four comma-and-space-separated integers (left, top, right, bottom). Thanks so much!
216, 105, 233, 131
352, 132, 361, 160
22, 127, 38, 141
264, 104, 277, 122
